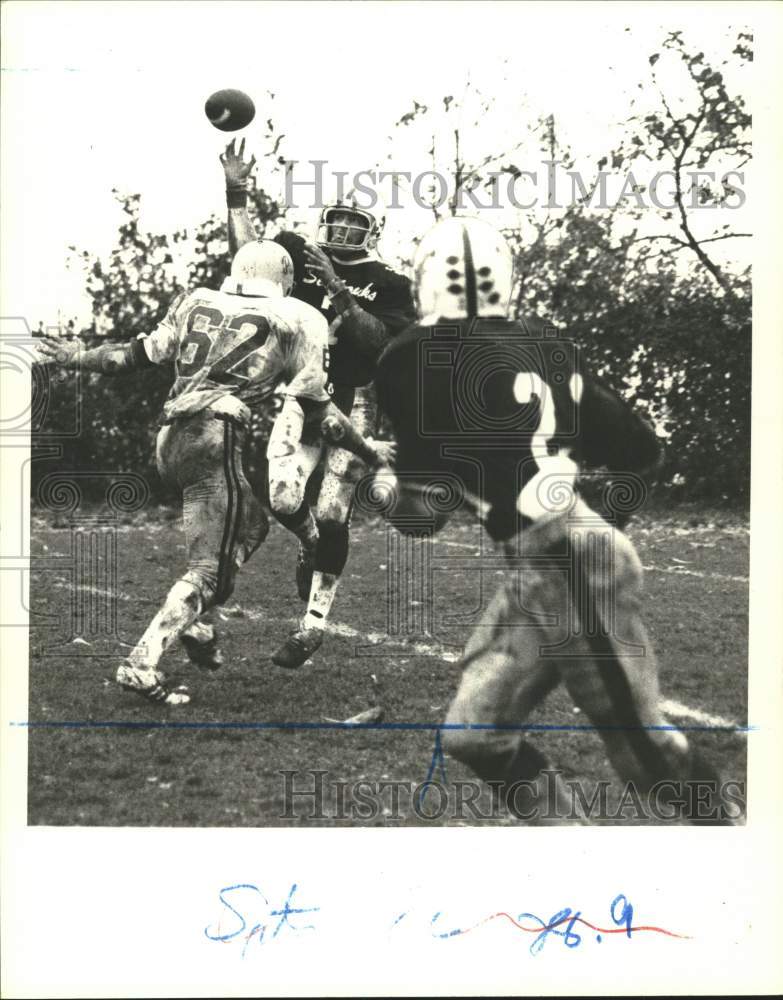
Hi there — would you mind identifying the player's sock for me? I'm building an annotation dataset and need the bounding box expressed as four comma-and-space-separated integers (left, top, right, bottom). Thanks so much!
301, 521, 350, 628
128, 579, 203, 671
303, 571, 339, 630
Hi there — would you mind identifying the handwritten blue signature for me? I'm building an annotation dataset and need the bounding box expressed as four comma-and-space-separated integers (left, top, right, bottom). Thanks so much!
204, 883, 320, 958
205, 887, 687, 957
417, 894, 678, 955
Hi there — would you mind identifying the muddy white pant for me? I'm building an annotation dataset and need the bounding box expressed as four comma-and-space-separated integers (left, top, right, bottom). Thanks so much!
125, 412, 268, 672
267, 384, 378, 525
442, 499, 725, 822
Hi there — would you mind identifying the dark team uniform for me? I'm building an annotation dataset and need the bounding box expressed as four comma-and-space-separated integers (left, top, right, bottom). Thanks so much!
274, 230, 416, 389
376, 314, 661, 538
268, 230, 416, 562
375, 317, 730, 824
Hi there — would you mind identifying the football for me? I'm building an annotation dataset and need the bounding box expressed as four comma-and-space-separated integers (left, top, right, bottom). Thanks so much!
204, 89, 255, 132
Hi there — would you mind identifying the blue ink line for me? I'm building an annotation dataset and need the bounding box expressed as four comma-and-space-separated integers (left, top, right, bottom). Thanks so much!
423, 729, 448, 784
418, 728, 449, 807
10, 720, 756, 733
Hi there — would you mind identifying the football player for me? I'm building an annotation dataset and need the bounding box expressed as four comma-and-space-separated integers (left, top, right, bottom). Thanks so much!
37, 240, 395, 705
221, 139, 416, 668
373, 216, 736, 825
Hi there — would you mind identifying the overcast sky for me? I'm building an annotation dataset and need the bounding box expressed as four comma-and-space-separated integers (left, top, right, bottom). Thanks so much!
1, 1, 755, 327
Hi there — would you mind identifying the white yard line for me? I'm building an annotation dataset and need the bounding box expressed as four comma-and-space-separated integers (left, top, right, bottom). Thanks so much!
323, 620, 462, 663
52, 580, 135, 603
642, 564, 748, 584
659, 698, 744, 732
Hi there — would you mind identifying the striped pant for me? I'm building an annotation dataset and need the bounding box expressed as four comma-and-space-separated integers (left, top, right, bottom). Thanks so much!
125, 413, 268, 672
156, 413, 268, 606
442, 499, 701, 812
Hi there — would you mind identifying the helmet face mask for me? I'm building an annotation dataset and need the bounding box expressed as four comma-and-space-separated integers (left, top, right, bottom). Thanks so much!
317, 205, 384, 254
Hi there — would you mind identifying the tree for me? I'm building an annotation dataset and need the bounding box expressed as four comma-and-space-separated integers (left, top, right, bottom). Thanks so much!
378, 30, 752, 502
611, 29, 752, 297
34, 35, 752, 506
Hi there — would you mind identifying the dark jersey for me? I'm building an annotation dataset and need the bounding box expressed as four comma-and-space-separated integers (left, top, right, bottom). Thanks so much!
274, 230, 415, 388
376, 316, 661, 540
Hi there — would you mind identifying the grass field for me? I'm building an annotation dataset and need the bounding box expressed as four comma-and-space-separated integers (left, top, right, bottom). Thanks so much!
27, 504, 748, 826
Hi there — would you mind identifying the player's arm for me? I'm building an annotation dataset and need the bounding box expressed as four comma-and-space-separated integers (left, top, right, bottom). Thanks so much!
220, 138, 259, 257
283, 308, 395, 467
576, 377, 663, 528
36, 293, 184, 375
579, 379, 663, 477
306, 399, 396, 468
273, 393, 395, 469
302, 243, 390, 357
36, 333, 157, 375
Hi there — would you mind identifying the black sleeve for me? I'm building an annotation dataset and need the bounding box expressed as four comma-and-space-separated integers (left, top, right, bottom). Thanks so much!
130, 337, 156, 368
575, 378, 663, 528
578, 378, 662, 475
363, 271, 417, 338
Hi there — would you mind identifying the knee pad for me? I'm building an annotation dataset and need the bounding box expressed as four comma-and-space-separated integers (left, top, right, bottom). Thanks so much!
314, 520, 350, 575
269, 469, 307, 517
316, 476, 355, 526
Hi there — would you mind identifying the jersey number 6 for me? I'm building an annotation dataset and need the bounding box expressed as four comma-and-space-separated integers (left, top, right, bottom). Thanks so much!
177, 306, 270, 386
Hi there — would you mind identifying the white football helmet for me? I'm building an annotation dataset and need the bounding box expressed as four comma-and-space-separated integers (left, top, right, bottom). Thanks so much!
221, 240, 294, 297
316, 198, 386, 254
413, 217, 514, 322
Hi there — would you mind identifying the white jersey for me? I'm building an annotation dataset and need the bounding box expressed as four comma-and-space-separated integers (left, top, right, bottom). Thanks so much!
140, 287, 330, 422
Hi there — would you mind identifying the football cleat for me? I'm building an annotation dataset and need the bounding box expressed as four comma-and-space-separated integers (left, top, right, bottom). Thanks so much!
271, 626, 324, 669
180, 627, 224, 671
295, 542, 317, 602
116, 662, 191, 706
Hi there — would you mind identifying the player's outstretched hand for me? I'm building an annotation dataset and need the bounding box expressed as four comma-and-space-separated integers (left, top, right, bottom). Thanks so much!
35, 334, 79, 369
219, 137, 256, 188
369, 438, 397, 469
